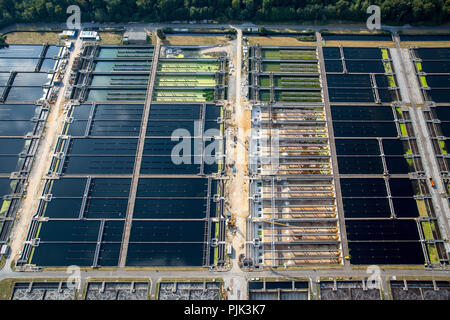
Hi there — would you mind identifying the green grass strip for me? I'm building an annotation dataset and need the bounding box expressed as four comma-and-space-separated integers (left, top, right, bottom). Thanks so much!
416, 62, 423, 72
406, 158, 413, 168
427, 244, 439, 263
387, 75, 396, 87
0, 200, 10, 216
383, 61, 393, 73
400, 123, 408, 137
381, 48, 389, 60
420, 75, 429, 87
439, 140, 447, 154
421, 221, 433, 239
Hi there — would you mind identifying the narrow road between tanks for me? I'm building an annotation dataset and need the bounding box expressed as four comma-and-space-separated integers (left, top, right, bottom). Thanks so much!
118, 38, 161, 268
224, 26, 248, 300
5, 36, 83, 272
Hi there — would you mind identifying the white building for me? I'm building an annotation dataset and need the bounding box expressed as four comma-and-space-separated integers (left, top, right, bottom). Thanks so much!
80, 31, 99, 41
59, 30, 76, 39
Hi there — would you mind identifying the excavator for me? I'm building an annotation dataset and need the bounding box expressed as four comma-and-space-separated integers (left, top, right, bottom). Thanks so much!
429, 177, 436, 189
226, 212, 236, 228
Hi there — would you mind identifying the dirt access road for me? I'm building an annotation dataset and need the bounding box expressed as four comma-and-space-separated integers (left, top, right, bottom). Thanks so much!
223, 27, 251, 300
5, 36, 83, 271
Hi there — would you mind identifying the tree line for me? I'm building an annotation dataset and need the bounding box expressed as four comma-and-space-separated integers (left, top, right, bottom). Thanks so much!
0, 0, 448, 28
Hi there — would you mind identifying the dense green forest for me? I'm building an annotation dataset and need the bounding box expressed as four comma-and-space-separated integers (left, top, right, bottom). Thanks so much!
0, 0, 449, 28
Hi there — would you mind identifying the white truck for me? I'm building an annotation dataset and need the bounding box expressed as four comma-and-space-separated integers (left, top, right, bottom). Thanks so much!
227, 244, 233, 257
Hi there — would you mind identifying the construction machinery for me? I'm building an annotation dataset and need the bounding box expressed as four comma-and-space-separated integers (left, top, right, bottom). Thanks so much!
226, 212, 236, 228
430, 177, 436, 189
